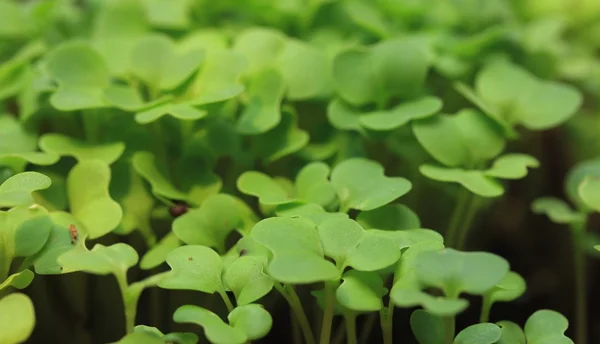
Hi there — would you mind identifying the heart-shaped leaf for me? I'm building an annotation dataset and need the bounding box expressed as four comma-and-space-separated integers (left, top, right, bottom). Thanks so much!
14, 214, 53, 257
484, 154, 540, 179
524, 310, 573, 344
58, 243, 138, 275
278, 38, 330, 100
413, 109, 505, 168
496, 321, 526, 344
237, 171, 292, 206
415, 249, 510, 297
318, 218, 400, 271
46, 41, 112, 111
294, 162, 337, 207
565, 158, 600, 210
140, 232, 181, 270
187, 50, 245, 106
275, 203, 349, 226
0, 269, 34, 291
0, 172, 51, 208
410, 309, 444, 344
251, 217, 339, 284
159, 245, 225, 294
135, 102, 208, 124
357, 204, 421, 230
578, 176, 600, 212
233, 28, 285, 76
453, 323, 501, 344
419, 165, 504, 198
484, 271, 526, 304
531, 198, 585, 224
359, 97, 443, 131
39, 134, 125, 165
173, 194, 256, 253
132, 151, 188, 202
67, 160, 123, 239
474, 60, 582, 131
114, 167, 155, 240
173, 304, 272, 344
144, 0, 193, 29
227, 304, 273, 340
0, 116, 59, 170
0, 293, 35, 344
117, 332, 163, 344
224, 255, 273, 305
335, 270, 387, 312
367, 229, 444, 251
236, 68, 284, 134
331, 158, 411, 212
131, 325, 198, 344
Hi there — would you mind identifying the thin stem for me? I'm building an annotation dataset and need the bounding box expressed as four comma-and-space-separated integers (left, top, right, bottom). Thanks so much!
454, 192, 479, 250
479, 296, 491, 323
218, 291, 235, 313
345, 313, 357, 344
291, 307, 302, 344
445, 188, 469, 247
358, 313, 377, 344
443, 316, 455, 344
380, 304, 394, 344
115, 273, 135, 334
275, 283, 316, 344
571, 220, 588, 344
320, 280, 339, 344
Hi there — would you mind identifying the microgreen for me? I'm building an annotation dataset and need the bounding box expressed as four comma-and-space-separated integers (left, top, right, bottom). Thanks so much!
0, 1, 592, 343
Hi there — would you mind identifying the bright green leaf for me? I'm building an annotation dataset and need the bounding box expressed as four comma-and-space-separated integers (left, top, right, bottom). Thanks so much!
140, 232, 181, 270
484, 154, 539, 179
159, 245, 225, 294
236, 69, 284, 134
0, 172, 51, 208
453, 323, 501, 344
359, 97, 443, 131
132, 151, 188, 201
531, 197, 585, 224
14, 214, 53, 257
578, 176, 600, 212
496, 321, 526, 344
227, 304, 273, 340
224, 256, 273, 305
252, 109, 309, 162
524, 310, 574, 344
336, 270, 387, 312
0, 293, 35, 344
39, 134, 125, 164
420, 165, 504, 198
0, 270, 34, 291
410, 309, 444, 344
357, 204, 421, 230
58, 243, 138, 275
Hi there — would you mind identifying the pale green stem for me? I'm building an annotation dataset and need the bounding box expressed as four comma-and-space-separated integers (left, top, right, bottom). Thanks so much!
443, 316, 455, 344
292, 307, 302, 344
453, 193, 479, 250
320, 280, 339, 344
345, 313, 357, 344
479, 296, 492, 323
380, 304, 395, 344
275, 283, 316, 344
571, 219, 588, 344
115, 273, 135, 334
219, 290, 235, 313
446, 188, 469, 247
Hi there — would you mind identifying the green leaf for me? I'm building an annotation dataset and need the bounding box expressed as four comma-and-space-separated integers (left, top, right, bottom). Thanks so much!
419, 165, 504, 198
524, 310, 574, 344
484, 271, 526, 304
392, 288, 468, 316
343, 0, 390, 38
410, 309, 444, 344
0, 270, 34, 291
335, 270, 387, 312
144, 0, 193, 29
318, 218, 400, 271
412, 109, 505, 168
224, 256, 273, 305
117, 332, 163, 344
135, 102, 208, 124
140, 232, 181, 270
132, 151, 188, 201
14, 214, 53, 257
415, 249, 510, 296
173, 305, 246, 344
0, 2, 30, 38
46, 41, 111, 111
31, 212, 87, 275
367, 229, 444, 251
357, 204, 420, 230
227, 304, 273, 340
496, 321, 526, 344
252, 109, 309, 162
359, 97, 443, 131
58, 243, 138, 275
332, 48, 375, 106
236, 68, 284, 134
531, 197, 585, 224
130, 33, 204, 90
295, 162, 337, 207
159, 245, 225, 294
173, 194, 256, 252
92, 0, 148, 77
275, 203, 349, 226
251, 217, 339, 284
578, 176, 600, 212
233, 28, 285, 76
131, 325, 198, 344
475, 60, 582, 130
188, 50, 245, 105
0, 293, 35, 344
67, 161, 123, 239
115, 167, 155, 239
278, 39, 330, 100
39, 134, 125, 164
484, 154, 539, 179
331, 158, 411, 212
237, 171, 291, 206
565, 158, 600, 209
453, 323, 501, 344
0, 172, 51, 208
327, 98, 362, 132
